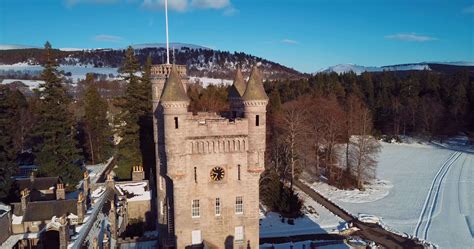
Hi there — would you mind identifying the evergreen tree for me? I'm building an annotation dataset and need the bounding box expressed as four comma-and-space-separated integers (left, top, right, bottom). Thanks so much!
32, 42, 82, 187
83, 76, 112, 164
116, 47, 154, 179
0, 87, 23, 198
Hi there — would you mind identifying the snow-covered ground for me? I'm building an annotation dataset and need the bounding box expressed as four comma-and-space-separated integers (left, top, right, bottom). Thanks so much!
189, 76, 233, 87
260, 189, 345, 239
307, 139, 474, 248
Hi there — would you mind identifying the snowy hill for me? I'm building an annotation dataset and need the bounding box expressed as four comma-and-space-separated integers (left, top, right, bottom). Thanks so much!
0, 44, 39, 50
319, 62, 474, 75
0, 44, 302, 81
319, 63, 430, 75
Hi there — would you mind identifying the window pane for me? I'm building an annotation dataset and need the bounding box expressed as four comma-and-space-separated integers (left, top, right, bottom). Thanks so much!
235, 196, 243, 214
215, 198, 221, 216
192, 199, 200, 217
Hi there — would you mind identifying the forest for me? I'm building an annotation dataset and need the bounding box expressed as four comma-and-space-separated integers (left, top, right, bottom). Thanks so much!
1, 43, 473, 216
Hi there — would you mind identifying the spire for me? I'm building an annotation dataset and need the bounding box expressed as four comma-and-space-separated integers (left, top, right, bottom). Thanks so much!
228, 66, 246, 98
160, 65, 190, 102
242, 65, 268, 101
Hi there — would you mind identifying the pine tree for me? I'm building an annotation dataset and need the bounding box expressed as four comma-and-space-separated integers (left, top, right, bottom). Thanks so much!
139, 55, 155, 177
32, 42, 82, 187
116, 46, 146, 179
83, 76, 112, 164
0, 87, 23, 198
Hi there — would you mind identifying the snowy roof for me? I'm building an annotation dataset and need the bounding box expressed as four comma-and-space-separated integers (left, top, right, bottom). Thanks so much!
115, 181, 150, 202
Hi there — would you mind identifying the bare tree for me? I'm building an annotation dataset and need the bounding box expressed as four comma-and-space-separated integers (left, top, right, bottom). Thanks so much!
347, 100, 381, 189
275, 99, 309, 188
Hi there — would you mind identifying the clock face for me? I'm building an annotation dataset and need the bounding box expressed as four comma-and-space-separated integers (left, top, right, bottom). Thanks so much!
210, 166, 225, 181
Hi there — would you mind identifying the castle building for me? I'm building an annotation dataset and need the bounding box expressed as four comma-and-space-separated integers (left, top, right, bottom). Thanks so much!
152, 64, 268, 248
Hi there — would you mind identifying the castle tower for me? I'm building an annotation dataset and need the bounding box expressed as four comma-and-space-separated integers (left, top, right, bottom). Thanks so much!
242, 65, 269, 174
228, 66, 247, 118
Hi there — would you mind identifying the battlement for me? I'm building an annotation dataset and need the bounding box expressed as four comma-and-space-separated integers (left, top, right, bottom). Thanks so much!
151, 64, 187, 78
185, 112, 249, 138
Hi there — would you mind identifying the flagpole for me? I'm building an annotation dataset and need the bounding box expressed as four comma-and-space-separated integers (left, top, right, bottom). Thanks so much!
165, 0, 170, 64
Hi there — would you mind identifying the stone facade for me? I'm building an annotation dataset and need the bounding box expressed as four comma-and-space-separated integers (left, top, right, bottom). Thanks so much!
152, 65, 268, 248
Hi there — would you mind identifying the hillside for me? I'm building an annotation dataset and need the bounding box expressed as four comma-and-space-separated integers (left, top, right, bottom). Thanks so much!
319, 62, 474, 75
0, 44, 303, 81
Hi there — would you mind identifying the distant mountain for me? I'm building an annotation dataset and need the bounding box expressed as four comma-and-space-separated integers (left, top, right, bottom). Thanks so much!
0, 44, 39, 50
0, 44, 303, 81
318, 62, 474, 75
130, 43, 210, 50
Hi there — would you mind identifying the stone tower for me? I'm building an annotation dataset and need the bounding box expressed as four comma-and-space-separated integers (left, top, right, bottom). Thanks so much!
153, 64, 268, 248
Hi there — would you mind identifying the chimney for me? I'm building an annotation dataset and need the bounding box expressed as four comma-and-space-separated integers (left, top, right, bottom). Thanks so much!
29, 171, 35, 183
56, 183, 66, 200
83, 171, 90, 205
77, 192, 85, 224
106, 173, 115, 189
21, 188, 30, 212
58, 215, 69, 249
103, 233, 110, 249
108, 201, 117, 240
132, 165, 145, 181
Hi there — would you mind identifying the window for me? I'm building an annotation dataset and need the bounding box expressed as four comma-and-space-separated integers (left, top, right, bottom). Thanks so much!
160, 200, 164, 215
191, 230, 202, 245
159, 176, 164, 190
215, 198, 221, 216
192, 200, 200, 218
235, 196, 243, 214
238, 165, 241, 180
235, 226, 244, 241
194, 167, 197, 183
256, 115, 260, 126
174, 117, 179, 129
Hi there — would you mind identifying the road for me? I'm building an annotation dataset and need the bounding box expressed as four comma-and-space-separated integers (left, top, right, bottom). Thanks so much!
420, 151, 474, 248
295, 180, 425, 249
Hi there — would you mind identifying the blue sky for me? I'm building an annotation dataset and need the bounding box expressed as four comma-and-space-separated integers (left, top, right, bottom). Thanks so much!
0, 0, 473, 72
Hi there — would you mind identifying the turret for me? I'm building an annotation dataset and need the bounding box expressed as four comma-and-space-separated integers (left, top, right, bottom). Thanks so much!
83, 171, 90, 204
242, 65, 268, 173
228, 66, 247, 118
160, 65, 190, 179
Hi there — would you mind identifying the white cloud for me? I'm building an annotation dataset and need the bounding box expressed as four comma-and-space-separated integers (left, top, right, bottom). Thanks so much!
281, 39, 299, 45
384, 33, 437, 42
190, 0, 229, 9
223, 6, 239, 16
463, 5, 474, 14
94, 34, 125, 42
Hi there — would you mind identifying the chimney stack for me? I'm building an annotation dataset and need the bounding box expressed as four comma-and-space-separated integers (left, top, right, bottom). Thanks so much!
106, 173, 115, 189
21, 188, 30, 212
77, 192, 86, 224
108, 201, 117, 240
56, 183, 66, 200
83, 171, 90, 206
132, 165, 145, 181
29, 171, 36, 183
58, 215, 69, 249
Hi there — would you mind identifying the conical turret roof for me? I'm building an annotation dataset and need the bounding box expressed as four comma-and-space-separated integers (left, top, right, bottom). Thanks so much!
242, 65, 268, 101
228, 66, 246, 98
160, 65, 189, 102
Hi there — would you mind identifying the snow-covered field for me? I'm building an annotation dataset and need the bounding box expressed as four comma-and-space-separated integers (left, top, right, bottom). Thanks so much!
307, 139, 474, 248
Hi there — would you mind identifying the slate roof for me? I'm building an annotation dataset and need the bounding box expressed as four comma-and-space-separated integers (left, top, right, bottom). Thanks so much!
22, 199, 77, 222
16, 177, 59, 191
228, 66, 246, 98
160, 65, 190, 102
242, 65, 269, 101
